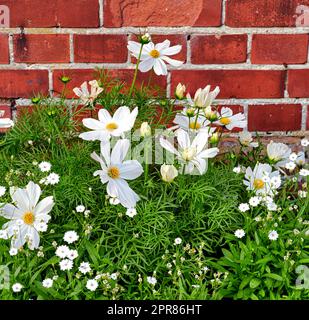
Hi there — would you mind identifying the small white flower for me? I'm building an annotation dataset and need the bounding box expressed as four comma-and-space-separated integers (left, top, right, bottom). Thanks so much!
84, 210, 91, 217
9, 247, 18, 256
63, 231, 79, 244
126, 208, 137, 218
249, 196, 261, 207
86, 279, 98, 292
46, 173, 60, 185
79, 262, 91, 275
267, 202, 278, 211
109, 197, 120, 205
59, 259, 73, 271
12, 283, 23, 293
174, 237, 182, 245
298, 190, 307, 198
299, 169, 309, 177
234, 229, 245, 239
55, 245, 70, 259
67, 249, 78, 261
285, 162, 296, 171
0, 230, 8, 239
76, 205, 85, 213
42, 278, 53, 288
38, 162, 52, 172
147, 276, 157, 286
28, 140, 33, 146
36, 222, 48, 232
270, 176, 281, 189
238, 203, 250, 212
289, 153, 298, 161
110, 273, 118, 280
268, 230, 279, 241
0, 186, 6, 197
301, 138, 309, 147
233, 167, 241, 174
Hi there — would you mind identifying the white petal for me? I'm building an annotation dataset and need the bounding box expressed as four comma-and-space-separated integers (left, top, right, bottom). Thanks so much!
111, 139, 130, 164
192, 131, 209, 154
138, 58, 154, 73
198, 147, 219, 159
155, 40, 170, 52
161, 45, 182, 56
119, 160, 143, 180
34, 196, 54, 216
11, 188, 30, 212
98, 109, 112, 123
82, 118, 105, 131
161, 56, 183, 67
176, 129, 190, 149
0, 204, 23, 219
153, 58, 167, 76
113, 179, 140, 209
26, 181, 41, 209
160, 137, 179, 156
79, 131, 109, 142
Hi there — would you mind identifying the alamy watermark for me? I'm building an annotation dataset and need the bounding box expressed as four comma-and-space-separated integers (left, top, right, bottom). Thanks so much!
295, 5, 309, 26
295, 265, 309, 289
0, 265, 10, 290
0, 5, 9, 28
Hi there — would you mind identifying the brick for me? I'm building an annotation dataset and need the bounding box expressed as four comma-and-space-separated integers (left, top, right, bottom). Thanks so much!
248, 104, 302, 131
225, 0, 309, 27
130, 35, 187, 62
191, 34, 247, 64
0, 35, 9, 64
74, 35, 128, 63
171, 70, 285, 99
104, 0, 222, 27
53, 69, 167, 98
251, 34, 309, 65
1, 0, 99, 27
288, 70, 309, 98
13, 34, 70, 64
0, 105, 12, 133
0, 70, 49, 98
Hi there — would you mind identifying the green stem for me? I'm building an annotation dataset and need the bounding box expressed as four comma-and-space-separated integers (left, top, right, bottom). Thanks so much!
129, 43, 144, 98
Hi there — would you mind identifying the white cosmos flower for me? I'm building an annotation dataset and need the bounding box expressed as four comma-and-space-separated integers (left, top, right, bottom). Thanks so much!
186, 86, 220, 109
174, 237, 182, 245
239, 131, 259, 148
0, 186, 6, 197
267, 141, 291, 168
160, 129, 219, 175
42, 278, 53, 288
79, 106, 138, 142
0, 181, 54, 250
38, 161, 51, 172
215, 107, 246, 130
244, 163, 280, 196
91, 139, 143, 209
173, 113, 210, 132
0, 118, 14, 129
73, 80, 103, 106
79, 262, 91, 275
63, 231, 79, 244
268, 230, 279, 241
86, 279, 98, 291
234, 229, 245, 239
238, 203, 250, 212
128, 40, 183, 76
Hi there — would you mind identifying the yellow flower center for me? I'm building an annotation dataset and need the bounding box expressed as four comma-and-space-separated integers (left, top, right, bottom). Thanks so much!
182, 147, 196, 161
105, 122, 118, 131
149, 49, 160, 58
253, 179, 265, 190
189, 122, 201, 130
220, 117, 231, 125
23, 212, 35, 225
107, 166, 120, 179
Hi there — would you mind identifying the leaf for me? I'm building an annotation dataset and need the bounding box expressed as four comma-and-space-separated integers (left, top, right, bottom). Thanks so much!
239, 277, 252, 290
263, 273, 283, 281
250, 278, 261, 289
85, 241, 99, 268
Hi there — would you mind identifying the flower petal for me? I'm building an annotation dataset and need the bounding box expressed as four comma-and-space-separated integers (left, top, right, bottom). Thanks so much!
111, 139, 130, 164
34, 196, 54, 216
119, 160, 143, 180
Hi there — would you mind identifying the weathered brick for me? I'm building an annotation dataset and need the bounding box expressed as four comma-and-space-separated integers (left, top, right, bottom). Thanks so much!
171, 70, 285, 99
248, 104, 302, 131
191, 35, 247, 64
104, 0, 222, 27
288, 70, 309, 98
0, 70, 49, 98
14, 34, 70, 64
251, 34, 309, 64
0, 35, 9, 64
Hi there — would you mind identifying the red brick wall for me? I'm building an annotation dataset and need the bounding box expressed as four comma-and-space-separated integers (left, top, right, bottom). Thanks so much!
0, 0, 309, 134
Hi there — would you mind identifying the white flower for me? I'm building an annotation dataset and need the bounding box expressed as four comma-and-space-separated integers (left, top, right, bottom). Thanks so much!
63, 231, 79, 244
289, 153, 298, 161
46, 173, 60, 185
239, 132, 259, 148
86, 279, 98, 291
147, 276, 157, 286
301, 138, 309, 147
9, 247, 18, 256
267, 141, 291, 167
249, 196, 261, 207
36, 222, 48, 232
56, 245, 70, 259
298, 190, 307, 198
270, 175, 281, 189
160, 164, 178, 183
0, 230, 8, 239
267, 202, 278, 211
76, 205, 85, 213
268, 230, 279, 241
238, 203, 250, 212
299, 169, 309, 177
42, 278, 53, 288
140, 122, 151, 137
244, 163, 280, 196
79, 262, 91, 275
110, 273, 118, 280
234, 229, 245, 239
79, 106, 138, 142
296, 152, 306, 166
160, 129, 219, 175
233, 166, 241, 174
109, 196, 120, 205
126, 208, 137, 218
59, 259, 73, 271
175, 83, 186, 99
173, 113, 210, 132
38, 162, 51, 172
12, 283, 23, 293
67, 249, 78, 261
174, 237, 182, 245
0, 181, 54, 250
91, 139, 143, 209
285, 162, 296, 171
73, 80, 103, 106
128, 40, 183, 76
0, 186, 6, 197
187, 86, 220, 109
215, 107, 246, 130
0, 118, 14, 128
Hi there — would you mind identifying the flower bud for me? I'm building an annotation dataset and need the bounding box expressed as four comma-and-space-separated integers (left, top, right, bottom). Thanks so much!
140, 33, 151, 44
175, 83, 186, 100
60, 76, 71, 84
31, 97, 41, 104
140, 122, 151, 137
209, 132, 219, 145
204, 106, 218, 122
186, 107, 195, 118
160, 164, 178, 183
